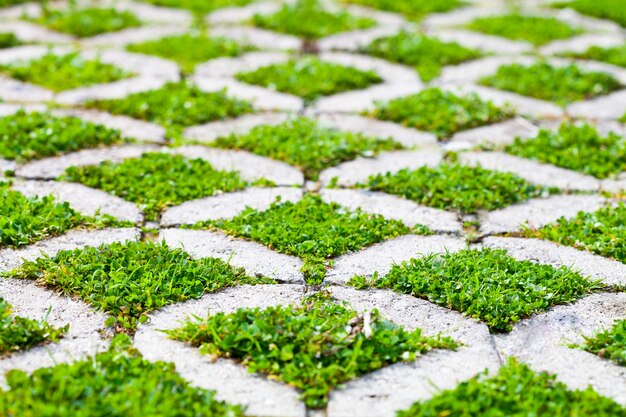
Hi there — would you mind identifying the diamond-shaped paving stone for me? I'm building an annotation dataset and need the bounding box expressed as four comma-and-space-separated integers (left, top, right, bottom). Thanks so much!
61, 152, 251, 221
168, 292, 457, 408
341, 0, 464, 21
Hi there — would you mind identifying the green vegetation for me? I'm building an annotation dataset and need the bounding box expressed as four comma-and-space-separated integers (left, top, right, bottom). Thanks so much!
0, 183, 121, 248
553, 0, 626, 27
197, 194, 419, 284
360, 163, 552, 214
480, 62, 622, 105
168, 292, 457, 408
213, 117, 401, 180
32, 7, 141, 38
340, 0, 464, 21
5, 241, 271, 332
350, 248, 599, 332
369, 87, 513, 138
398, 358, 626, 416
85, 82, 253, 133
564, 43, 626, 68
139, 0, 252, 15
578, 320, 626, 366
524, 204, 626, 264
0, 110, 128, 162
236, 56, 382, 102
0, 32, 20, 49
252, 0, 375, 40
0, 0, 39, 6
62, 152, 248, 221
466, 14, 582, 46
364, 32, 482, 82
127, 32, 252, 75
0, 334, 247, 416
0, 297, 66, 356
0, 52, 130, 92
506, 123, 626, 179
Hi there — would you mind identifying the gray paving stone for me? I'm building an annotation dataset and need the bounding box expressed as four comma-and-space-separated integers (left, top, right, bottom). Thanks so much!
319, 150, 443, 187
312, 82, 423, 113
325, 235, 467, 285
12, 180, 143, 223
0, 21, 74, 43
210, 26, 300, 51
160, 229, 305, 284
0, 227, 140, 272
319, 52, 420, 84
568, 90, 626, 120
449, 117, 538, 148
81, 25, 189, 48
480, 194, 608, 235
431, 28, 532, 54
320, 189, 462, 232
184, 113, 290, 143
459, 151, 602, 191
15, 144, 160, 179
168, 146, 304, 185
0, 75, 54, 103
160, 187, 303, 226
483, 237, 626, 286
207, 1, 283, 25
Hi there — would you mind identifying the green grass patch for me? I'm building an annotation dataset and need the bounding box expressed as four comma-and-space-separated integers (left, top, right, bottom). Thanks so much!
0, 52, 131, 92
168, 292, 457, 408
0, 32, 20, 49
196, 194, 420, 284
32, 7, 141, 38
252, 0, 375, 40
62, 152, 248, 221
0, 183, 122, 249
523, 203, 626, 264
127, 32, 253, 75
139, 0, 252, 15
553, 0, 626, 27
563, 43, 626, 68
5, 241, 272, 332
479, 62, 622, 106
236, 56, 382, 102
0, 0, 40, 6
0, 297, 67, 356
359, 163, 553, 214
368, 87, 513, 138
363, 32, 482, 82
466, 14, 582, 46
212, 117, 402, 180
350, 248, 600, 332
85, 82, 253, 134
398, 358, 626, 416
0, 110, 129, 162
0, 334, 247, 415
339, 0, 464, 21
577, 319, 626, 366
505, 123, 626, 179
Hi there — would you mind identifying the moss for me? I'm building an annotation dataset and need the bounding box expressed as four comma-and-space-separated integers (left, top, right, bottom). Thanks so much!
252, 0, 375, 40
505, 123, 626, 179
32, 7, 141, 38
126, 32, 253, 75
351, 248, 601, 332
466, 14, 582, 46
398, 358, 626, 416
0, 183, 124, 249
62, 152, 249, 221
212, 117, 402, 180
0, 334, 247, 416
368, 87, 513, 138
363, 32, 482, 82
0, 297, 67, 356
523, 203, 626, 264
0, 52, 131, 92
479, 62, 622, 105
359, 163, 554, 214
0, 110, 129, 162
168, 292, 457, 408
552, 0, 626, 27
236, 56, 382, 102
5, 241, 273, 332
339, 0, 464, 21
195, 194, 422, 284
85, 82, 253, 134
